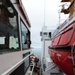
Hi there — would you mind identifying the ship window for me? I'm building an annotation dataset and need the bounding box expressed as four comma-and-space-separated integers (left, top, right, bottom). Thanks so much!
40, 32, 42, 36
0, 0, 2, 4
43, 32, 47, 35
8, 6, 20, 50
23, 52, 30, 74
8, 7, 13, 13
0, 9, 1, 14
9, 36, 19, 49
23, 56, 30, 74
0, 1, 20, 54
49, 32, 51, 38
8, 6, 17, 28
21, 20, 30, 50
0, 37, 5, 44
8, 3, 20, 50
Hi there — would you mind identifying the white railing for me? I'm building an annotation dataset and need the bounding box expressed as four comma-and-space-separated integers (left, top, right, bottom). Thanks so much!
1, 53, 32, 75
45, 63, 55, 72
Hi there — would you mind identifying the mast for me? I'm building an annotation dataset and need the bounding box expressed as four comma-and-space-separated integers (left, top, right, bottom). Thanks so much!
61, 0, 75, 20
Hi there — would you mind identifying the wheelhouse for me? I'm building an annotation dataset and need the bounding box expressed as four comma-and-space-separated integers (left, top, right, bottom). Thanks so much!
0, 0, 31, 54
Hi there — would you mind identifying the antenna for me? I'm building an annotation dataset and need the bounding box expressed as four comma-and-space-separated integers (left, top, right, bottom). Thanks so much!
44, 0, 46, 26
58, 9, 61, 25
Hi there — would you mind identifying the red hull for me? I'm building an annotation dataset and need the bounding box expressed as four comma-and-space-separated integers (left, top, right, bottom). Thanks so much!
49, 21, 75, 75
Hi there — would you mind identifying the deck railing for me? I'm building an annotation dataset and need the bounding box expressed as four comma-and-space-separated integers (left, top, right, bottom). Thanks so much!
1, 53, 32, 75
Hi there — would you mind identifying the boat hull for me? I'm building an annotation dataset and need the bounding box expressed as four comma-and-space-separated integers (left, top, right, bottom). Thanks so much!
49, 50, 75, 75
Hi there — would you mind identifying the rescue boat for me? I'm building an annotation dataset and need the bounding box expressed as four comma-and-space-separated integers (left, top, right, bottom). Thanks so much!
48, 0, 75, 75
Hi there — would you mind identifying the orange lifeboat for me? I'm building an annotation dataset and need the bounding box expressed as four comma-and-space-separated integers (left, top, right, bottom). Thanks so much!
48, 0, 75, 75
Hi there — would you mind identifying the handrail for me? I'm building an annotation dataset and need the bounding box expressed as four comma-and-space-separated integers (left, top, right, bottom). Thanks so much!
44, 63, 56, 72
1, 53, 32, 75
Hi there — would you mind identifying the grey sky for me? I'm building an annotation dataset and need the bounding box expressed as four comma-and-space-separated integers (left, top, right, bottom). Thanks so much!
22, 0, 68, 48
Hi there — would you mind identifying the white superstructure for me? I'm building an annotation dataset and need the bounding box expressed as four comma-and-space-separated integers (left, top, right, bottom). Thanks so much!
40, 26, 60, 75
0, 0, 31, 75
